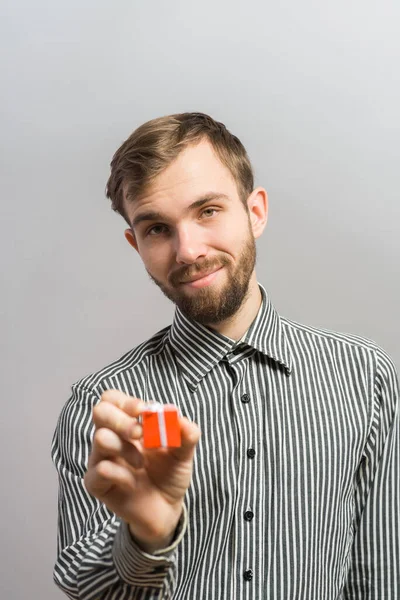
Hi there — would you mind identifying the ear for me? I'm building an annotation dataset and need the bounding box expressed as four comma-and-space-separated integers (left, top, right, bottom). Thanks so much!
246, 187, 268, 239
124, 228, 140, 253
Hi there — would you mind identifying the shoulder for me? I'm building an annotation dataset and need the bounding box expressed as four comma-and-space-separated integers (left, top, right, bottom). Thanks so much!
281, 315, 398, 381
282, 315, 388, 357
71, 324, 172, 400
282, 315, 377, 352
53, 325, 172, 450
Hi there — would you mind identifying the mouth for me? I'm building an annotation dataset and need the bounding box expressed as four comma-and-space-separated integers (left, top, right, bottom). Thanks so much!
180, 266, 224, 288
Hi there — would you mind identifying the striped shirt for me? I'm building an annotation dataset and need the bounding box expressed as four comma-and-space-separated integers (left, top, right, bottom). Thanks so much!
51, 283, 400, 599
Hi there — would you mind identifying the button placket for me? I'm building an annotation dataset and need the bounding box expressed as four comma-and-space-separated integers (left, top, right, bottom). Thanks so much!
235, 370, 256, 590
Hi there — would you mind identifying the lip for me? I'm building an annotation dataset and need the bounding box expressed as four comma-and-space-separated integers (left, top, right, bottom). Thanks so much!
180, 266, 223, 288
181, 266, 221, 283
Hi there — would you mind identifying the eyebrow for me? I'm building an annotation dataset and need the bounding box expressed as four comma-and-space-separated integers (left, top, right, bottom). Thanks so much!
130, 193, 230, 231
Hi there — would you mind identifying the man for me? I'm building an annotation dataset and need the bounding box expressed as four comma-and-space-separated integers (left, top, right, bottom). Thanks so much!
52, 112, 399, 599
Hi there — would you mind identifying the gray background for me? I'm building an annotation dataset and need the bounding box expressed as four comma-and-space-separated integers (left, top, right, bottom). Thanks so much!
1, 1, 399, 598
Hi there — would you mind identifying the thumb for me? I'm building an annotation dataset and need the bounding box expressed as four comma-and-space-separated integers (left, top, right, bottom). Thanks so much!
171, 416, 201, 462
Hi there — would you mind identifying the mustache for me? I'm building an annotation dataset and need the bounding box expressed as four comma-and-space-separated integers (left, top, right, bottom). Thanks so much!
169, 257, 230, 285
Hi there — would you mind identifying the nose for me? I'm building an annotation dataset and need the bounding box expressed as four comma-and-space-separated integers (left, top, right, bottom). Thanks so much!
174, 224, 208, 265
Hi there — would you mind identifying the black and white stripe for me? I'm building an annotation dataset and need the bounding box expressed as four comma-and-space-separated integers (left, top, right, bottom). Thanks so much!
51, 283, 399, 599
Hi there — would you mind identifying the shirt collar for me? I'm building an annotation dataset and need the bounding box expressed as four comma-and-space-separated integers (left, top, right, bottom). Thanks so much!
168, 282, 293, 391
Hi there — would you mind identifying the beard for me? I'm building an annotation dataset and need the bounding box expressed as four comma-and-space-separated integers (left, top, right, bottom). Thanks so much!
146, 223, 257, 326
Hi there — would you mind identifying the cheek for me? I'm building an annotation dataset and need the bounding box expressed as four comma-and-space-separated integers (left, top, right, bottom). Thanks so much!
142, 247, 171, 276
219, 229, 247, 257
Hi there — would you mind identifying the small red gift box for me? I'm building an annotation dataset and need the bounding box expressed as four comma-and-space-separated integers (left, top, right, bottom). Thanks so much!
141, 403, 181, 449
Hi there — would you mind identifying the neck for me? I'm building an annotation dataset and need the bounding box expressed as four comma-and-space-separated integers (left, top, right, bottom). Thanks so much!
207, 273, 262, 341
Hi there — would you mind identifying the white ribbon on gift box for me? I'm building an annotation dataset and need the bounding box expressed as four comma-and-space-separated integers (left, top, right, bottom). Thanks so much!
146, 403, 168, 447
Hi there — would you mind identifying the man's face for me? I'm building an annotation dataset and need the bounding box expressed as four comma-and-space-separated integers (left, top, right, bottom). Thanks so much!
124, 140, 258, 326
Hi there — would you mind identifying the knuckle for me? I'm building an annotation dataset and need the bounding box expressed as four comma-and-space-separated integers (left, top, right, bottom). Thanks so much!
116, 416, 133, 439
94, 429, 123, 456
116, 395, 126, 411
92, 402, 107, 424
101, 389, 127, 407
100, 389, 117, 402
95, 460, 116, 482
93, 427, 110, 447
93, 400, 133, 438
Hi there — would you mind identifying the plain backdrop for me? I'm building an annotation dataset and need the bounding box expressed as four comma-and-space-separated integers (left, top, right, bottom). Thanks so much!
1, 1, 399, 598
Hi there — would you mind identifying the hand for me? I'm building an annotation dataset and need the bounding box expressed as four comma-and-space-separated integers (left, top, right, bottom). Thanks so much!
83, 389, 201, 553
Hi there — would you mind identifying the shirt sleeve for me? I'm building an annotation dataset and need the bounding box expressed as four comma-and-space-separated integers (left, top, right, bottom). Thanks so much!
51, 383, 187, 600
342, 346, 400, 599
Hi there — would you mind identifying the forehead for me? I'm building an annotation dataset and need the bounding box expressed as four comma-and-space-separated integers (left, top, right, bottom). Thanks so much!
124, 140, 239, 221
148, 140, 235, 193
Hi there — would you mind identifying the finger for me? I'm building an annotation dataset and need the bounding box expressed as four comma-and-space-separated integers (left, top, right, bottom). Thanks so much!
100, 389, 145, 417
93, 400, 143, 442
168, 417, 201, 462
84, 459, 136, 498
89, 428, 144, 469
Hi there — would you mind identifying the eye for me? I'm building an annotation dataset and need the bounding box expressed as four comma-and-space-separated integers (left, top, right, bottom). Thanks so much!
145, 208, 219, 237
201, 207, 218, 218
146, 224, 168, 237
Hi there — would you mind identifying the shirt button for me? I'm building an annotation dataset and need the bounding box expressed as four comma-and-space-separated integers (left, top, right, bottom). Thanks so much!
241, 393, 250, 403
247, 448, 256, 459
244, 510, 254, 521
243, 569, 253, 581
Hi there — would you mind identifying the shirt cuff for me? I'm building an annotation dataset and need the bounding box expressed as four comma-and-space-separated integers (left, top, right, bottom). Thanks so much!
112, 504, 187, 588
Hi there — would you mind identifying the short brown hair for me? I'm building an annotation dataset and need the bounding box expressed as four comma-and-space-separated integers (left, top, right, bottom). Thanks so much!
105, 112, 254, 225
